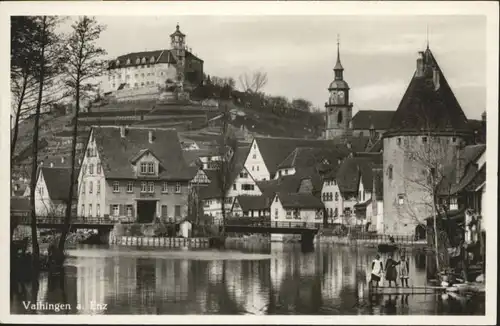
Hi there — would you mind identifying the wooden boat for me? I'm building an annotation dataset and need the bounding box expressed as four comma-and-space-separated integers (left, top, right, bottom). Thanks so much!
367, 285, 446, 295
377, 243, 398, 253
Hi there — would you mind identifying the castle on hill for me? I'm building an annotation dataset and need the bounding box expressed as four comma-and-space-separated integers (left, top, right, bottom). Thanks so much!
102, 24, 204, 98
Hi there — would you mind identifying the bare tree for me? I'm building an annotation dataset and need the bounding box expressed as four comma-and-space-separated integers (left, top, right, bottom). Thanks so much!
238, 71, 268, 93
214, 105, 239, 235
27, 16, 65, 269
399, 128, 462, 276
58, 16, 106, 253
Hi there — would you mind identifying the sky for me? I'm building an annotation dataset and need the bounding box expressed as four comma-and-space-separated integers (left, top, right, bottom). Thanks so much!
62, 15, 486, 119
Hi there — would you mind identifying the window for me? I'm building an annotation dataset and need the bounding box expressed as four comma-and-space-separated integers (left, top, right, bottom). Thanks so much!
239, 172, 248, 178
97, 163, 101, 174
112, 205, 119, 217
337, 111, 343, 124
274, 208, 279, 220
126, 205, 133, 217
286, 210, 292, 219
253, 144, 256, 150
96, 204, 100, 217
335, 192, 339, 201
257, 166, 259, 171
148, 182, 155, 193
174, 205, 181, 217
140, 162, 147, 174
88, 204, 92, 217
175, 182, 181, 193
334, 208, 338, 217
388, 165, 393, 180
147, 162, 155, 174
363, 191, 365, 201
252, 166, 255, 171
161, 205, 168, 217
252, 154, 256, 159
397, 138, 401, 146
113, 181, 120, 193
422, 136, 428, 143
89, 164, 94, 175
162, 182, 168, 193
81, 204, 85, 216
275, 196, 278, 202
127, 182, 133, 193
452, 137, 457, 143
232, 184, 237, 190
141, 182, 147, 193
97, 181, 100, 194
242, 184, 255, 191
398, 194, 405, 205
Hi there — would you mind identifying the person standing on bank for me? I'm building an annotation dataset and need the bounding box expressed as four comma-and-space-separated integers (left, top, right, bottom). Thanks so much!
399, 255, 410, 287
370, 254, 384, 289
385, 254, 400, 287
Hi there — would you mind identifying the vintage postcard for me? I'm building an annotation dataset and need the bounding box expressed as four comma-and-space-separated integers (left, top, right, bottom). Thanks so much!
0, 1, 497, 324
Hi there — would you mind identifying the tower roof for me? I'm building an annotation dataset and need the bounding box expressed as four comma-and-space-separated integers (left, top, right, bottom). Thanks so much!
170, 23, 185, 37
386, 48, 470, 136
334, 35, 344, 71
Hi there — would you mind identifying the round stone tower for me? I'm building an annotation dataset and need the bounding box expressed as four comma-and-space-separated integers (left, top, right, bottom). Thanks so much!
382, 47, 473, 236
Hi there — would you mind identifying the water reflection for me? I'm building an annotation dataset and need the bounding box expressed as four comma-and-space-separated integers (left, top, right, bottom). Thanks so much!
10, 244, 485, 315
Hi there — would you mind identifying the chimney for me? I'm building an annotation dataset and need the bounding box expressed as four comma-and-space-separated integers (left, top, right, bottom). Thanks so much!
416, 51, 425, 77
120, 126, 126, 138
61, 157, 65, 164
432, 66, 440, 90
50, 162, 54, 168
481, 111, 486, 122
148, 130, 154, 143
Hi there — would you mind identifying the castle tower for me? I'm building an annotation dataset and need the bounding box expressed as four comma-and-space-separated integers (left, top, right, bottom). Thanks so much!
325, 36, 353, 140
170, 23, 186, 86
382, 46, 473, 236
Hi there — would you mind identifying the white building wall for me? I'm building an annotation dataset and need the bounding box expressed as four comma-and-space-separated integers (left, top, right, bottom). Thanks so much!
274, 167, 296, 179
321, 180, 344, 223
226, 168, 262, 197
34, 172, 65, 216
244, 139, 271, 181
104, 62, 178, 93
78, 130, 106, 217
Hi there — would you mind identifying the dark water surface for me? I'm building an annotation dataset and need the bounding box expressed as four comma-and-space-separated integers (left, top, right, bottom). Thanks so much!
11, 243, 485, 315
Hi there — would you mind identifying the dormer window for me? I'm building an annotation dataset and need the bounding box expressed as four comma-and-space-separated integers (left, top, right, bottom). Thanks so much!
142, 57, 146, 64
116, 60, 120, 66
126, 58, 131, 65
140, 162, 156, 175
136, 58, 140, 64
150, 56, 155, 63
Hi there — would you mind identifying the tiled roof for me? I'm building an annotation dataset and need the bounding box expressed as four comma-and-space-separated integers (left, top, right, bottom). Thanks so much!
277, 146, 350, 170
236, 195, 270, 211
352, 110, 395, 130
11, 197, 30, 211
92, 126, 194, 180
108, 49, 203, 70
254, 136, 369, 177
438, 145, 486, 195
336, 156, 381, 196
387, 48, 471, 135
196, 146, 249, 199
40, 167, 78, 201
276, 192, 324, 210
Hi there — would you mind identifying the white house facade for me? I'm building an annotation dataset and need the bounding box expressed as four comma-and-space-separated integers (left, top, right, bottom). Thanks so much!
244, 139, 271, 181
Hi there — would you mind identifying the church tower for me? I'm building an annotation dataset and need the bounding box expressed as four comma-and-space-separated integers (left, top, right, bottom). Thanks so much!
325, 37, 353, 140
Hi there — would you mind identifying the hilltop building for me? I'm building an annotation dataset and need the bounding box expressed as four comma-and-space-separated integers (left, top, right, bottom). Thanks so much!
104, 24, 204, 94
77, 126, 194, 223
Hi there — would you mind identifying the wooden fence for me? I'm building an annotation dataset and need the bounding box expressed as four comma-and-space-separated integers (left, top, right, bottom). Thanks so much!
110, 236, 210, 249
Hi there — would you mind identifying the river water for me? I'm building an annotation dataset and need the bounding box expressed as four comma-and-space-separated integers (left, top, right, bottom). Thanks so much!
10, 243, 484, 315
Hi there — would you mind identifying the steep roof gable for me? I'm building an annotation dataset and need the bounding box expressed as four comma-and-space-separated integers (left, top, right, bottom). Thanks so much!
352, 110, 395, 130
387, 48, 470, 135
93, 127, 193, 180
277, 192, 324, 210
40, 167, 77, 201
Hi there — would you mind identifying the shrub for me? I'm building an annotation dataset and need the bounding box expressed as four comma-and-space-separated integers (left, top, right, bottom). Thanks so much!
127, 224, 144, 237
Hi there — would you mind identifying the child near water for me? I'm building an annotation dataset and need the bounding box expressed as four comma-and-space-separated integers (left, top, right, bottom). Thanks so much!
385, 254, 400, 287
370, 254, 384, 289
399, 255, 410, 287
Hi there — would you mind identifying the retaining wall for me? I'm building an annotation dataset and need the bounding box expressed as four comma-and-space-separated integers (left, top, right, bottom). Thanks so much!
315, 236, 427, 248
110, 236, 210, 249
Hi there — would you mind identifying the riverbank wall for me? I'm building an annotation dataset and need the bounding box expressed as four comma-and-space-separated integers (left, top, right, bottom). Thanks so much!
315, 236, 428, 249
110, 235, 210, 249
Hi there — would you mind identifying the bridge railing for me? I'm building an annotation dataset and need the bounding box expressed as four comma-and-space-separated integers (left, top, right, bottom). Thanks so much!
14, 215, 114, 225
224, 220, 320, 229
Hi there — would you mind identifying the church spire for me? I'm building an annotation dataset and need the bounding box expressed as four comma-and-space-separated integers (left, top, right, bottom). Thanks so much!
334, 34, 344, 80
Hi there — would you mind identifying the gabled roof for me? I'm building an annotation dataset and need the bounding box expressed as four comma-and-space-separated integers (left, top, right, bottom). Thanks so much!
129, 149, 163, 165
352, 110, 395, 130
108, 50, 176, 69
276, 192, 324, 210
336, 156, 381, 196
387, 48, 470, 136
40, 167, 78, 201
91, 127, 194, 180
277, 146, 350, 170
235, 195, 270, 211
254, 136, 370, 177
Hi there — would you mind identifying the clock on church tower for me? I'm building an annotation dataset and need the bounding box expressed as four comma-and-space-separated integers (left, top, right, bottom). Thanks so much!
324, 38, 353, 140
